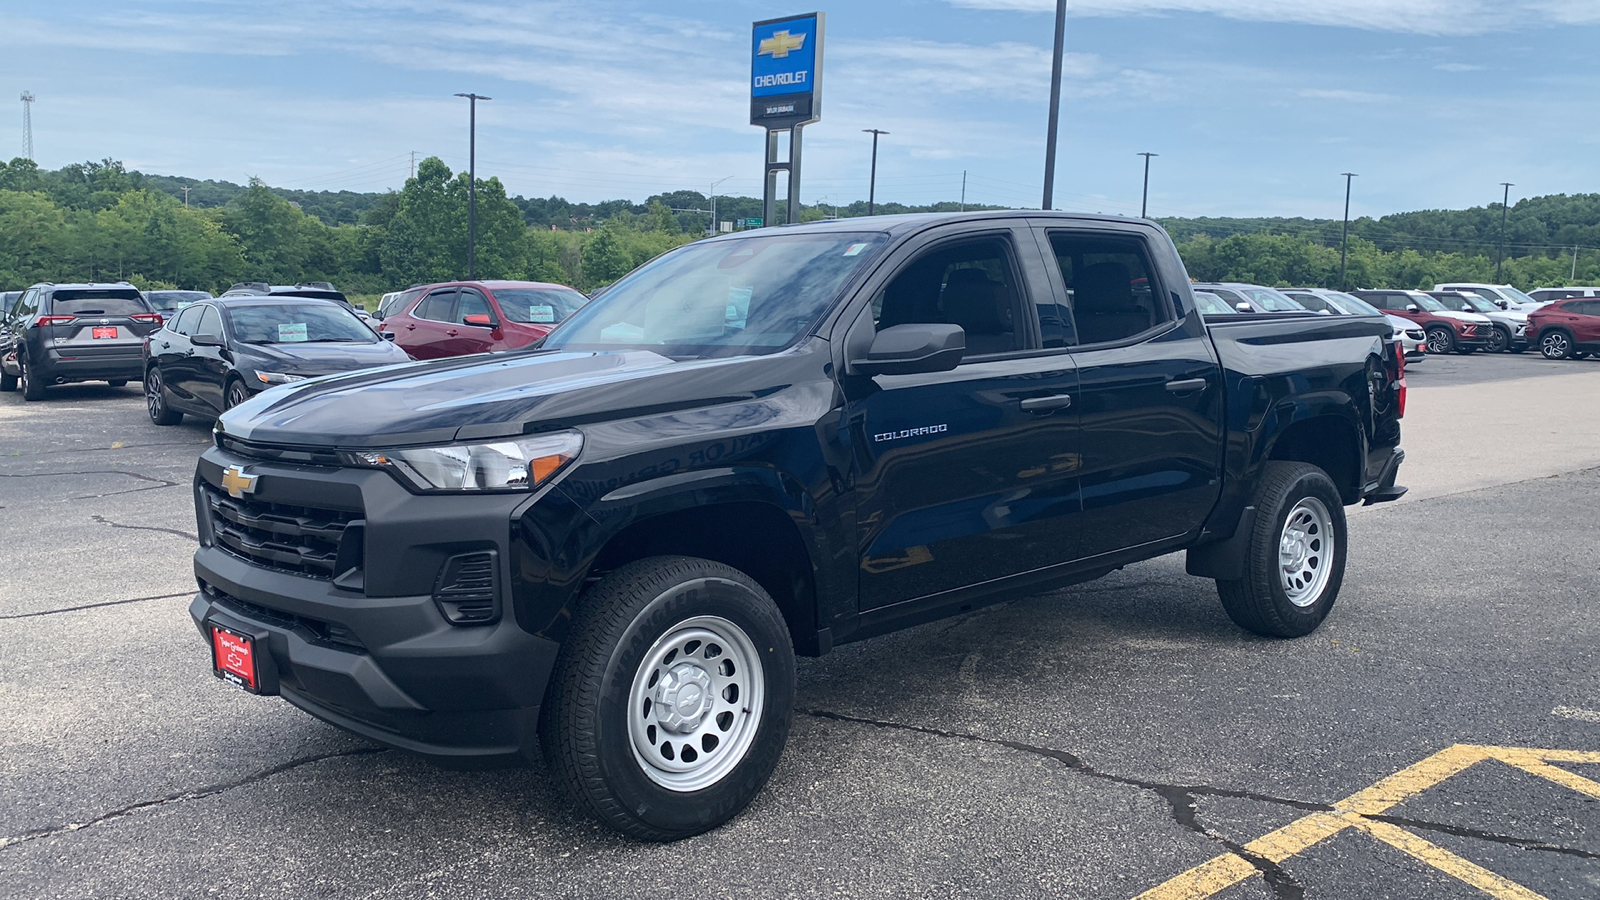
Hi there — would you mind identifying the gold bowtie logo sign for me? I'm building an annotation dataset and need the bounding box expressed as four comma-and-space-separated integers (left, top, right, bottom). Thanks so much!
220, 465, 259, 499
757, 30, 806, 59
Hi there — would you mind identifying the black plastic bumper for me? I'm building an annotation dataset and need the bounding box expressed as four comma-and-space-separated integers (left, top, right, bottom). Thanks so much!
39, 351, 144, 382
1363, 447, 1407, 505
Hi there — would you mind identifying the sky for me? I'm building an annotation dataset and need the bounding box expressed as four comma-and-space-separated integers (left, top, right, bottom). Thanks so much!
3, 0, 1599, 220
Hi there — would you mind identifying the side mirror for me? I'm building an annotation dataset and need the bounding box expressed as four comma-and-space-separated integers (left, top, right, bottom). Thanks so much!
1497, 301, 1509, 309
381, 332, 397, 342
1406, 305, 1419, 312
1461, 305, 1473, 313
462, 313, 496, 328
1235, 302, 1253, 313
192, 333, 224, 347
850, 324, 965, 377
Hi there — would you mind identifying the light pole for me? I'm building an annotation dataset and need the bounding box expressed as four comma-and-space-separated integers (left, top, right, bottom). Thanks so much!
1496, 182, 1515, 283
708, 175, 733, 236
1340, 173, 1357, 291
863, 129, 889, 215
1042, 0, 1067, 210
1137, 152, 1158, 218
454, 92, 491, 279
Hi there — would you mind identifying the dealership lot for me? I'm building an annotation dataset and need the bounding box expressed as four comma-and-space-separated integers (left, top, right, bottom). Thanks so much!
1, 357, 1597, 899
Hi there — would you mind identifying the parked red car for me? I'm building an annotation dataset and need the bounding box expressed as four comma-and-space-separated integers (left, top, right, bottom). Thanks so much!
1351, 289, 1492, 355
380, 280, 589, 359
1527, 298, 1600, 360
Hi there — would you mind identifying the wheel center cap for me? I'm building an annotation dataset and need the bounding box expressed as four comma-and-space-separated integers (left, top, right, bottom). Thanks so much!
654, 663, 714, 733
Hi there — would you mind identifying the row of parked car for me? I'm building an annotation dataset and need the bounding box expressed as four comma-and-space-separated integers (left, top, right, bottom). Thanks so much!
1191, 281, 1600, 362
0, 279, 592, 418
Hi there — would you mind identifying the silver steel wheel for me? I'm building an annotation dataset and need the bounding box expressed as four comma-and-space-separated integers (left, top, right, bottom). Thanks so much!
1541, 332, 1570, 359
1279, 497, 1334, 608
627, 615, 765, 793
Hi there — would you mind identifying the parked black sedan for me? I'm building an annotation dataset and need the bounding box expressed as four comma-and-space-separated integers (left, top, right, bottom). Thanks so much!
143, 297, 412, 425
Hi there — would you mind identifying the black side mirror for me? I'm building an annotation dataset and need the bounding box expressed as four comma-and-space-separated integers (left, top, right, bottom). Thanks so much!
381, 332, 397, 342
850, 324, 965, 377
1497, 301, 1509, 309
191, 333, 225, 347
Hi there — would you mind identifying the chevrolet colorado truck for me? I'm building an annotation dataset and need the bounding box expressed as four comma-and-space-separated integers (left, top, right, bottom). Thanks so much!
188, 212, 1406, 840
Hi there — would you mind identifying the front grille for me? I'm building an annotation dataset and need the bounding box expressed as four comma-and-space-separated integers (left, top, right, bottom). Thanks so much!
203, 484, 361, 580
201, 582, 365, 652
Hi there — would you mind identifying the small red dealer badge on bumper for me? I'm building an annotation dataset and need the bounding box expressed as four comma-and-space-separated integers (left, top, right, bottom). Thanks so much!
211, 624, 258, 692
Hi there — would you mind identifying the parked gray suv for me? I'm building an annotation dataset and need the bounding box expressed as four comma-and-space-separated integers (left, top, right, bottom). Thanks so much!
0, 283, 163, 400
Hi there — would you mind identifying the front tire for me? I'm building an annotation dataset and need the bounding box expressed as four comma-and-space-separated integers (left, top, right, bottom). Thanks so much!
1425, 327, 1455, 355
1216, 462, 1348, 638
224, 379, 250, 410
1485, 327, 1510, 353
1540, 330, 1573, 360
540, 556, 796, 841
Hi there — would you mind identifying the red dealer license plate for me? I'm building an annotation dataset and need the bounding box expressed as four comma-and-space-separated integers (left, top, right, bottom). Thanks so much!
92, 326, 118, 339
211, 624, 258, 692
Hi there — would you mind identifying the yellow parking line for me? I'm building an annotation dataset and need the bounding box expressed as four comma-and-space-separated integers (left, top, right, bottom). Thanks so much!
1344, 815, 1549, 900
1133, 745, 1598, 900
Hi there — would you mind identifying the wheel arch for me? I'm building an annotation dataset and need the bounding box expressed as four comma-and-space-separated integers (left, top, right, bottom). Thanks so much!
1262, 411, 1365, 506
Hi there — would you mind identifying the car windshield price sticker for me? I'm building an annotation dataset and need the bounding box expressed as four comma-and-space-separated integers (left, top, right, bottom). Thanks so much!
278, 322, 309, 342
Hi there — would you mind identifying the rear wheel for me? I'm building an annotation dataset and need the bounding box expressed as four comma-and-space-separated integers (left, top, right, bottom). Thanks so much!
1425, 327, 1455, 355
540, 556, 796, 841
146, 368, 182, 425
1540, 330, 1573, 360
1485, 327, 1510, 353
1216, 462, 1347, 638
0, 366, 15, 392
19, 354, 46, 401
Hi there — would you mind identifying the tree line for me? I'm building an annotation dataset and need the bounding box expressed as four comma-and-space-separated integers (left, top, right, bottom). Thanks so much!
2, 156, 1598, 300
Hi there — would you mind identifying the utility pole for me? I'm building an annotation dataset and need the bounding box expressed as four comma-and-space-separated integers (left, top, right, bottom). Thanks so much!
410, 151, 417, 179
1573, 245, 1580, 282
20, 92, 35, 161
708, 175, 733, 236
454, 93, 492, 280
1339, 173, 1357, 291
863, 129, 888, 215
1496, 182, 1514, 283
181, 186, 192, 209
960, 171, 967, 212
1041, 0, 1067, 210
1138, 152, 1158, 218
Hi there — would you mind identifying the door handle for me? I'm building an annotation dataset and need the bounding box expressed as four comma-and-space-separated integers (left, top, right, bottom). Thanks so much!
446, 329, 459, 336
160, 342, 169, 349
1020, 394, 1073, 412
405, 324, 416, 331
1165, 378, 1209, 393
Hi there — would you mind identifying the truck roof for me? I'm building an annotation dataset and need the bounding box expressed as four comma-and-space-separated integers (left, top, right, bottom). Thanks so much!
710, 210, 1154, 241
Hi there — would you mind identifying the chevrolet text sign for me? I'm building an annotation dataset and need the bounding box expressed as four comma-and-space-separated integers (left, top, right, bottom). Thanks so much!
750, 13, 822, 127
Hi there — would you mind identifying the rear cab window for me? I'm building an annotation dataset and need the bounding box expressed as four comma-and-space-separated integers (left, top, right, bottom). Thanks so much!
1046, 233, 1172, 346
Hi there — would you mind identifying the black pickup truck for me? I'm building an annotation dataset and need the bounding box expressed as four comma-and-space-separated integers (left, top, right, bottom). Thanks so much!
188, 212, 1405, 840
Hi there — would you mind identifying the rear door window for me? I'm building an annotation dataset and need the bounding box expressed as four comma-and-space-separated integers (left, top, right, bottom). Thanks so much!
1045, 233, 1171, 346
414, 289, 457, 322
171, 306, 203, 336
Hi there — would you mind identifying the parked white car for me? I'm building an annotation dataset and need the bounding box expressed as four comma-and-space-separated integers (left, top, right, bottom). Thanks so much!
1433, 283, 1546, 311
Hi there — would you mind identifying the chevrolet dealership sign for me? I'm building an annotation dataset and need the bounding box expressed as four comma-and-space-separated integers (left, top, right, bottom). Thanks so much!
750, 13, 822, 128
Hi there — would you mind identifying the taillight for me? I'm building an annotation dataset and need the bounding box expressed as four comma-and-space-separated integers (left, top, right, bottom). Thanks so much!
1390, 340, 1406, 419
33, 315, 75, 327
131, 313, 163, 325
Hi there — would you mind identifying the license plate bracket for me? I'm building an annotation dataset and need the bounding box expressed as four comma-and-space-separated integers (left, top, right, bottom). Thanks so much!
210, 623, 260, 692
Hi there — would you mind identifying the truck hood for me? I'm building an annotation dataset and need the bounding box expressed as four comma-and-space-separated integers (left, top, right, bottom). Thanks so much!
216, 348, 810, 448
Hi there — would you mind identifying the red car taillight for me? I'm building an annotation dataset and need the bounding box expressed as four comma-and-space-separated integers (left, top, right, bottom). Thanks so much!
1390, 340, 1407, 419
131, 313, 163, 325
34, 315, 75, 327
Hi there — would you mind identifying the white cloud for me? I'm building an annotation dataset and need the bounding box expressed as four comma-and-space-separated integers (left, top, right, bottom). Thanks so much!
946, 0, 1598, 36
1296, 88, 1394, 103
1434, 62, 1485, 72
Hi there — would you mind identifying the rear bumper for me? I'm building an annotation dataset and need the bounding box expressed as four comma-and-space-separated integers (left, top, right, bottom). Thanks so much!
37, 350, 144, 382
1362, 447, 1407, 505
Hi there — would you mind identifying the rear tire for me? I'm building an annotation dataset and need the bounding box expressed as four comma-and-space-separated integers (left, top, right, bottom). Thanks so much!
1216, 462, 1347, 638
540, 556, 796, 841
0, 368, 15, 392
1540, 330, 1573, 360
145, 368, 182, 425
20, 354, 46, 401
1425, 327, 1455, 355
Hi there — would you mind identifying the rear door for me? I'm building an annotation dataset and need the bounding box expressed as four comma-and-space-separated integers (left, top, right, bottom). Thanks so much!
1036, 222, 1225, 557
156, 305, 202, 408
396, 288, 458, 359
187, 305, 228, 414
446, 287, 501, 355
44, 290, 156, 364
845, 223, 1085, 610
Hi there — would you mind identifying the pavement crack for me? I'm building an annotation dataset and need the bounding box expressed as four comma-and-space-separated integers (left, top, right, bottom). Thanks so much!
0, 469, 182, 500
90, 514, 197, 542
0, 747, 387, 851
0, 591, 193, 620
1365, 813, 1600, 861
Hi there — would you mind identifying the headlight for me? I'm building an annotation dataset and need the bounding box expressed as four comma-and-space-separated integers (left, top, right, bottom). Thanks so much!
256, 372, 308, 385
342, 430, 582, 493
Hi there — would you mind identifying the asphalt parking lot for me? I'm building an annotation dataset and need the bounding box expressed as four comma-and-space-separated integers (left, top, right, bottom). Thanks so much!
2, 352, 1597, 899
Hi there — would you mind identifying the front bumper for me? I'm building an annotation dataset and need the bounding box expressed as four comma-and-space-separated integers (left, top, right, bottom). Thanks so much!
189, 444, 563, 766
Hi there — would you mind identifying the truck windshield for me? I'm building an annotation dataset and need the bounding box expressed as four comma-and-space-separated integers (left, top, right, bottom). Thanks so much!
1500, 286, 1538, 305
544, 232, 888, 358
1321, 292, 1385, 317
1244, 288, 1305, 312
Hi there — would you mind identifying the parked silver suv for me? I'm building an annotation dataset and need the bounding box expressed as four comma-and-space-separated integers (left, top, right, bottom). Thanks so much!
1428, 291, 1527, 353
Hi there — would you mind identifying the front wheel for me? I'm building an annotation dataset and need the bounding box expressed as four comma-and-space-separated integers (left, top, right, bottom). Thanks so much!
1485, 327, 1510, 353
1216, 462, 1347, 638
1425, 327, 1455, 355
1540, 330, 1572, 360
540, 556, 796, 841
224, 379, 250, 410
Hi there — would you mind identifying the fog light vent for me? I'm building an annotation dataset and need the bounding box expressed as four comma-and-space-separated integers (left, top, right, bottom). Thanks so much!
433, 551, 499, 625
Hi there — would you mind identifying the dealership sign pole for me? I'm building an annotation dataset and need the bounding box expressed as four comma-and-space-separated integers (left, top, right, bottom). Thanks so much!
751, 13, 823, 227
